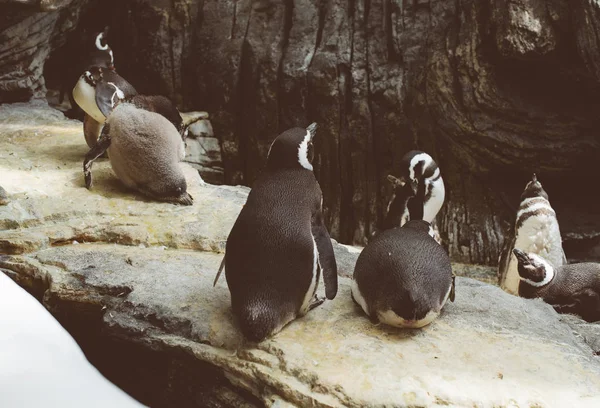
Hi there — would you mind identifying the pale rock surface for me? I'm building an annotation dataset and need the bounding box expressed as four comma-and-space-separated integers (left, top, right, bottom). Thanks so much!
1, 102, 600, 407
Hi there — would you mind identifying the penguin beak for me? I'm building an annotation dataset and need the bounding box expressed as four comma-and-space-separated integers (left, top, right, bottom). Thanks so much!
512, 248, 530, 265
307, 122, 317, 141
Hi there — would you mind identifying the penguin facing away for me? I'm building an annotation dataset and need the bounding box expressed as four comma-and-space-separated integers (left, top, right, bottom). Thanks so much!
83, 89, 192, 205
498, 174, 566, 295
381, 150, 445, 233
217, 123, 337, 342
352, 219, 455, 329
513, 249, 600, 322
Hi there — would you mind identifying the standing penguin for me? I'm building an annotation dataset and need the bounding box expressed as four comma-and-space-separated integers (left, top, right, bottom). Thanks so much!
498, 174, 566, 295
216, 123, 337, 342
513, 249, 600, 322
60, 27, 116, 118
72, 67, 137, 148
352, 219, 455, 328
381, 150, 445, 230
83, 89, 192, 205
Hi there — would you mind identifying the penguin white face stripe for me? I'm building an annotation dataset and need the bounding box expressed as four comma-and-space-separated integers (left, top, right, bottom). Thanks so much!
107, 82, 125, 107
109, 49, 114, 65
95, 33, 108, 50
516, 201, 555, 221
520, 253, 555, 287
298, 130, 313, 171
409, 153, 432, 181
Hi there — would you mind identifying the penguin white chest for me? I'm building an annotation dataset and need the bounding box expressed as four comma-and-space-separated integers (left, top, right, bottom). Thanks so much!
299, 236, 319, 315
73, 78, 106, 123
423, 177, 445, 223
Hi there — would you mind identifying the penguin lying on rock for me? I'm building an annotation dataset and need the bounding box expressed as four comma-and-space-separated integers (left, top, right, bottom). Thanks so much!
83, 85, 192, 205
352, 219, 455, 328
215, 123, 338, 342
498, 174, 566, 295
353, 165, 454, 329
513, 249, 600, 322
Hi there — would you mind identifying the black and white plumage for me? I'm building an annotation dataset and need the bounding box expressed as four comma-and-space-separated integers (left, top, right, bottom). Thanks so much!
381, 150, 445, 230
72, 67, 137, 148
352, 220, 455, 328
513, 249, 600, 322
216, 123, 337, 342
498, 174, 566, 295
83, 92, 192, 205
0, 272, 145, 407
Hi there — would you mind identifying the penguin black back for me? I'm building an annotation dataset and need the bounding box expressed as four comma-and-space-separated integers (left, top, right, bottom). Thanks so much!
352, 220, 453, 328
222, 123, 337, 342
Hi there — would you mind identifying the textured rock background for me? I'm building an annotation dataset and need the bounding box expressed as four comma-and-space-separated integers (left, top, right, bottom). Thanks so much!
1, 102, 600, 407
2, 0, 600, 265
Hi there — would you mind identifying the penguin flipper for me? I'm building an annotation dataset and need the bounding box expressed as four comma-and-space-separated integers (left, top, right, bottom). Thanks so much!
553, 289, 600, 322
312, 210, 338, 300
95, 81, 125, 118
213, 256, 225, 287
498, 234, 516, 285
83, 125, 111, 189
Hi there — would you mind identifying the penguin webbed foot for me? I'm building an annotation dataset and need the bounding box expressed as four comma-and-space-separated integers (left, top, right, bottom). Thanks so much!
83, 126, 111, 190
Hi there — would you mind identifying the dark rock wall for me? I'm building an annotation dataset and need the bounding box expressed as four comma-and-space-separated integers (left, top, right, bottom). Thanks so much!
3, 0, 600, 264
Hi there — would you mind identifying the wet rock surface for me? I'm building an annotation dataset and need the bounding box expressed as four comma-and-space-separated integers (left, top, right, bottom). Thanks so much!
1, 102, 600, 407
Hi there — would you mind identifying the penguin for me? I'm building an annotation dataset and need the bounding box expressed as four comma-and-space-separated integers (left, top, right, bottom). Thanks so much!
352, 219, 455, 328
498, 174, 566, 295
513, 249, 600, 322
72, 67, 137, 148
0, 272, 145, 407
381, 150, 445, 230
215, 123, 338, 342
82, 88, 192, 205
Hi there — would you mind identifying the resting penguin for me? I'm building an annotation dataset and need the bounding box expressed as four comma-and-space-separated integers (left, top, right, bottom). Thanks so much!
72, 67, 137, 148
498, 174, 566, 295
0, 272, 145, 407
82, 88, 192, 205
513, 249, 600, 322
352, 219, 455, 328
381, 150, 445, 231
214, 123, 338, 342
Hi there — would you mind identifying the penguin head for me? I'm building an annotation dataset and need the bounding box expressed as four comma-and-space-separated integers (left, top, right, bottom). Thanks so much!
82, 67, 103, 88
92, 27, 114, 70
267, 123, 317, 171
520, 173, 549, 201
513, 249, 555, 287
398, 150, 440, 194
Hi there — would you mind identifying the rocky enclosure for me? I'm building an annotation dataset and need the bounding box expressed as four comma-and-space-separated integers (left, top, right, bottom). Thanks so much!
2, 0, 600, 264
1, 102, 600, 407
